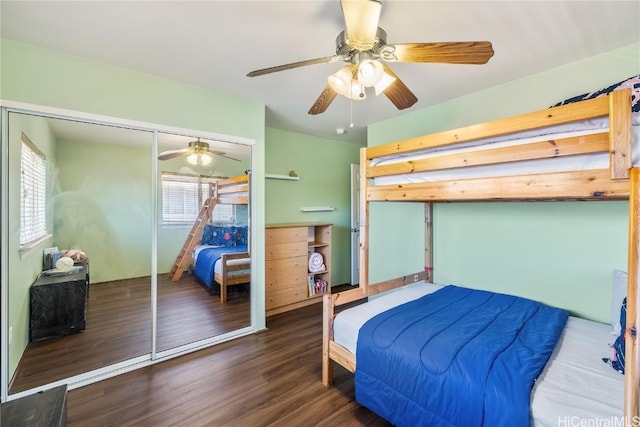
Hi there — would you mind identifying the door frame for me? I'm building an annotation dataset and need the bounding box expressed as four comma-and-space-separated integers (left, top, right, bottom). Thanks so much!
350, 163, 360, 286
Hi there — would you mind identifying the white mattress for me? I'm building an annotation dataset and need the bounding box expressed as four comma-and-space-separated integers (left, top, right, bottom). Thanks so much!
333, 283, 624, 423
333, 282, 441, 354
215, 259, 251, 277
372, 115, 640, 185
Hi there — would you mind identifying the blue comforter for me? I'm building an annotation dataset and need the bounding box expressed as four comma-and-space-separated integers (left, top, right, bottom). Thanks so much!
193, 245, 248, 289
355, 285, 568, 427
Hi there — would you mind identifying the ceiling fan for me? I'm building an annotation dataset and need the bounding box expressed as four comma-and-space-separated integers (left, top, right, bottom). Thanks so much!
158, 139, 240, 166
247, 0, 494, 115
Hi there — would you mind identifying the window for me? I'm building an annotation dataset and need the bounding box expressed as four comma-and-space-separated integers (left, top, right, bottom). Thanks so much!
20, 132, 47, 246
161, 173, 235, 224
212, 202, 235, 223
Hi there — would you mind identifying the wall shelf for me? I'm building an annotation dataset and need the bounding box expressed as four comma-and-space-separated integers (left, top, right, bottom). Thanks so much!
265, 173, 300, 181
300, 206, 335, 212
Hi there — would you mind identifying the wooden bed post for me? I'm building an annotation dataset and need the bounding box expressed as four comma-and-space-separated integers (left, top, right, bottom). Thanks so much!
425, 203, 433, 282
610, 89, 632, 180
626, 167, 640, 421
322, 294, 334, 387
613, 91, 634, 419
359, 148, 370, 295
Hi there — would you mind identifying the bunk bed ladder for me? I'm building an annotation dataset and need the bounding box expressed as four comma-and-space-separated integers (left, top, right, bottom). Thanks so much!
169, 197, 217, 282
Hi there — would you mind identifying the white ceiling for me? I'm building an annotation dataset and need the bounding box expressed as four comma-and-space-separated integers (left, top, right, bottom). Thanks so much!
42, 115, 251, 159
1, 1, 639, 145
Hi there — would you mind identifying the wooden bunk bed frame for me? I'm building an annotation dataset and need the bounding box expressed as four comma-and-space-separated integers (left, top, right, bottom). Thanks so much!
170, 174, 250, 302
322, 88, 639, 420
210, 175, 251, 302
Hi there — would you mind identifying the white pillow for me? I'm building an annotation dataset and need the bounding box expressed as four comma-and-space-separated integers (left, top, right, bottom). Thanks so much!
611, 269, 627, 335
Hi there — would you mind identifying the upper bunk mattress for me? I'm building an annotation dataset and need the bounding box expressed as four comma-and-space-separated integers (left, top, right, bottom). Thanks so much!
372, 114, 640, 185
373, 77, 640, 185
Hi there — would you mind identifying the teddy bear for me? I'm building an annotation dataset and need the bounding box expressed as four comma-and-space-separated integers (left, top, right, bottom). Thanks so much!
61, 249, 87, 261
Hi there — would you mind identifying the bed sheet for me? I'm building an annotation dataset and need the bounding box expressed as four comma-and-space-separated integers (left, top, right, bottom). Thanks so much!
193, 245, 250, 289
373, 116, 640, 185
193, 244, 250, 277
213, 255, 251, 277
333, 283, 624, 424
531, 316, 624, 425
333, 282, 441, 354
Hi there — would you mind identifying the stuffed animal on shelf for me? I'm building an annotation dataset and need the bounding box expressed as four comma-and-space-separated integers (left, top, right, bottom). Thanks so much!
61, 249, 87, 262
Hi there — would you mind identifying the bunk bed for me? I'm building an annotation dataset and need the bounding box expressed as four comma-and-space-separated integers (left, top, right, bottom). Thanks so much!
169, 175, 250, 303
192, 225, 250, 301
322, 81, 640, 425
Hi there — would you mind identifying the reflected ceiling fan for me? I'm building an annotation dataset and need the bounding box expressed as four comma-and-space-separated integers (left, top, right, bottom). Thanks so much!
158, 139, 240, 166
247, 0, 494, 115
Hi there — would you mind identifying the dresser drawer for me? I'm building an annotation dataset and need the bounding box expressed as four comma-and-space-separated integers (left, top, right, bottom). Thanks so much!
265, 256, 307, 291
266, 227, 307, 244
266, 287, 309, 310
265, 241, 307, 261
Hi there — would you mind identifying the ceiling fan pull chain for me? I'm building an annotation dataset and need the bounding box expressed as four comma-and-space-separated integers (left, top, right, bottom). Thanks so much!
348, 73, 354, 128
350, 94, 354, 128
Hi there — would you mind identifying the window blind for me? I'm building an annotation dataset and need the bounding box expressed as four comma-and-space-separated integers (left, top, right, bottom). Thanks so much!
161, 173, 235, 224
20, 133, 47, 245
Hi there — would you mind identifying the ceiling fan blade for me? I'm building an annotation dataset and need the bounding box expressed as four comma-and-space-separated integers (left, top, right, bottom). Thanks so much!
381, 41, 494, 65
158, 148, 189, 160
341, 0, 382, 51
308, 85, 338, 115
381, 64, 418, 110
221, 155, 242, 162
247, 55, 347, 77
206, 149, 242, 162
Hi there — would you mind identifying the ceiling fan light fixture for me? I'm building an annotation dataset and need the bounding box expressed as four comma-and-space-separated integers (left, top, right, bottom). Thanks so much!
187, 153, 199, 165
357, 59, 383, 87
327, 66, 352, 96
328, 66, 366, 100
187, 152, 212, 166
200, 153, 212, 166
373, 71, 396, 95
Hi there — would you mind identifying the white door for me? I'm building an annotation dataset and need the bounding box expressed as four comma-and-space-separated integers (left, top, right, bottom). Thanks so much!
350, 163, 360, 285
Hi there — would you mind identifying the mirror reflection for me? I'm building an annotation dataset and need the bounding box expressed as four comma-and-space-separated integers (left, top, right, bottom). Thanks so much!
7, 112, 252, 395
8, 113, 153, 393
156, 133, 251, 352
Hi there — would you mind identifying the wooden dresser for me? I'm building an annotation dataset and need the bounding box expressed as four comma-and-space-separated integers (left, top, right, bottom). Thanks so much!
265, 223, 332, 316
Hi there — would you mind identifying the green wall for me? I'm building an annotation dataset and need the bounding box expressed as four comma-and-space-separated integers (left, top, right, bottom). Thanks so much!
434, 202, 628, 320
55, 137, 153, 283
368, 43, 640, 322
1, 37, 267, 382
265, 127, 361, 285
6, 113, 57, 381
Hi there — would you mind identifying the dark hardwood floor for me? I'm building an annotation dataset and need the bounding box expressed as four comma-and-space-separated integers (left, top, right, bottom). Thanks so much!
10, 274, 249, 393
67, 302, 390, 427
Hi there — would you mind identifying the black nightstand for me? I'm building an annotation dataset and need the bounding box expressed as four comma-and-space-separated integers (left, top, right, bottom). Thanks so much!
1, 385, 67, 427
29, 263, 89, 342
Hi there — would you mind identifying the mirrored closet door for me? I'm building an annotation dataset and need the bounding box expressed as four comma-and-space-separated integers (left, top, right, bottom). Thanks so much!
6, 113, 153, 393
2, 106, 255, 399
155, 132, 252, 353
